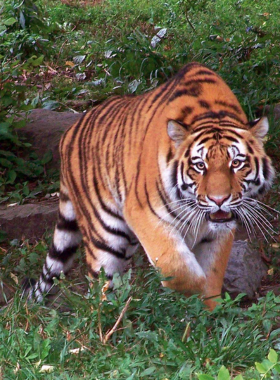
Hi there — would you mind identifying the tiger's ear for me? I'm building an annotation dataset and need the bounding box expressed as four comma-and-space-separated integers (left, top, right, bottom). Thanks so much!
167, 120, 189, 147
249, 117, 269, 141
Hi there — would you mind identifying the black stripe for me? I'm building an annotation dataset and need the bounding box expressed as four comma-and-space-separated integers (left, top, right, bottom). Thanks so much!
200, 237, 214, 243
258, 185, 266, 195
87, 267, 99, 279
180, 161, 185, 182
254, 157, 259, 180
156, 180, 180, 220
57, 212, 79, 231
184, 148, 190, 158
144, 181, 161, 218
59, 191, 70, 202
181, 106, 194, 116
246, 142, 254, 154
93, 176, 124, 221
49, 244, 78, 263
166, 147, 173, 163
197, 137, 212, 146
130, 240, 138, 246
194, 69, 215, 76
168, 86, 202, 102
171, 160, 180, 199
91, 238, 126, 259
135, 158, 143, 207
215, 100, 242, 114
41, 270, 55, 284
191, 130, 212, 143
262, 157, 270, 180
223, 135, 239, 143
192, 121, 218, 131
184, 78, 216, 87
84, 240, 97, 260
191, 111, 245, 125
81, 179, 132, 243
199, 100, 211, 109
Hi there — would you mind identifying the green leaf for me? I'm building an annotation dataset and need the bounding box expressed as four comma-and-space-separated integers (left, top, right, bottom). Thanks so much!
255, 362, 267, 374
0, 158, 13, 169
3, 17, 17, 26
31, 55, 44, 66
40, 150, 53, 165
6, 170, 17, 184
0, 150, 16, 158
218, 366, 230, 380
26, 352, 39, 360
0, 230, 7, 243
19, 10, 25, 29
197, 375, 215, 380
42, 100, 60, 110
234, 375, 244, 380
140, 366, 156, 376
268, 349, 278, 364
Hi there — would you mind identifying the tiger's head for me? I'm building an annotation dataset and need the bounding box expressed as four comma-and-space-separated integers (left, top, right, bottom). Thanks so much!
167, 117, 275, 233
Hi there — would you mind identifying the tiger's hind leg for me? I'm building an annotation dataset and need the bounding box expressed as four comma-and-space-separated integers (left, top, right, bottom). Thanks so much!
24, 189, 82, 302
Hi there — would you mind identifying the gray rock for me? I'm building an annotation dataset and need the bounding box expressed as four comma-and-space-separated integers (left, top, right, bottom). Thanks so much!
223, 240, 267, 299
0, 201, 58, 243
264, 104, 280, 121
18, 109, 82, 169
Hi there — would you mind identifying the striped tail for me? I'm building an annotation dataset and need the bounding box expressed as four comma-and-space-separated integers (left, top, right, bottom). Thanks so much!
23, 186, 82, 302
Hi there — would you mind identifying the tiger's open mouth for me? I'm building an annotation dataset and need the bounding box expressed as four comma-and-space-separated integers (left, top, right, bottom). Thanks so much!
207, 211, 234, 223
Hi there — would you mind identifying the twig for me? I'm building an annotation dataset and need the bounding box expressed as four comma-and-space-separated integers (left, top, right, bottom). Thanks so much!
102, 296, 132, 344
182, 322, 191, 342
97, 302, 103, 343
186, 13, 196, 32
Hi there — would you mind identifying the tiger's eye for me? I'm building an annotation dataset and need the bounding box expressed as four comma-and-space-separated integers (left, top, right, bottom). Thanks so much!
196, 162, 205, 170
232, 159, 241, 168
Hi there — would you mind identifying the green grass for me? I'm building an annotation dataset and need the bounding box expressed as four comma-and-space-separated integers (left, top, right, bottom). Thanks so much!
1, 238, 280, 379
1, 0, 280, 378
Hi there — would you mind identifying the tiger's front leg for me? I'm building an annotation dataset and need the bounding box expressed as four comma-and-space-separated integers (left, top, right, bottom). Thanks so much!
193, 232, 235, 310
124, 205, 207, 298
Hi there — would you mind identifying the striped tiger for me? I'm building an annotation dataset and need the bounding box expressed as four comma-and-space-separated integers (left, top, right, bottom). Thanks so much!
25, 62, 275, 310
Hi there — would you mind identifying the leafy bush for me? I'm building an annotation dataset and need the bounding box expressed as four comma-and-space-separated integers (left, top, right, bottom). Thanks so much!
0, 0, 50, 59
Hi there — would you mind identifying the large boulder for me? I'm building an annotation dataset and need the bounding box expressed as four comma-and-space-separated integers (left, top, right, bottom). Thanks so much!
18, 109, 82, 169
223, 240, 267, 299
0, 201, 58, 243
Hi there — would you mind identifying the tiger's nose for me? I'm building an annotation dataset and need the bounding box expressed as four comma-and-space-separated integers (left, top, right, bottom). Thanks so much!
208, 195, 230, 206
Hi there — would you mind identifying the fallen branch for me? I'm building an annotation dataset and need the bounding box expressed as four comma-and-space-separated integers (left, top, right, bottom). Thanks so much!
102, 296, 132, 344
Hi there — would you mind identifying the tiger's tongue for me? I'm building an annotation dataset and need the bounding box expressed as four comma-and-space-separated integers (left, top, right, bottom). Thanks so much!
209, 211, 232, 221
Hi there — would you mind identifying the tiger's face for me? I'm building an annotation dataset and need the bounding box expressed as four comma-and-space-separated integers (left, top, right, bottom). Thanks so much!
167, 117, 275, 232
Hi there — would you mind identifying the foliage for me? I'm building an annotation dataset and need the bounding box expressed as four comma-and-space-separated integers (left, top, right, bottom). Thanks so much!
0, 0, 58, 203
1, 0, 280, 203
1, 240, 280, 379
198, 349, 280, 379
0, 56, 59, 204
0, 1, 280, 376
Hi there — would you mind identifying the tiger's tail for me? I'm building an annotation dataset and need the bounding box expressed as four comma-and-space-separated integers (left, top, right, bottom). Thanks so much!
23, 184, 82, 302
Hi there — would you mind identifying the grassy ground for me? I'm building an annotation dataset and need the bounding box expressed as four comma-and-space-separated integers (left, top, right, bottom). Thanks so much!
1, 240, 280, 379
1, 0, 280, 378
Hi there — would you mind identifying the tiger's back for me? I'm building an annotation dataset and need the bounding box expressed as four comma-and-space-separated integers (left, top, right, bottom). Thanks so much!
27, 63, 274, 309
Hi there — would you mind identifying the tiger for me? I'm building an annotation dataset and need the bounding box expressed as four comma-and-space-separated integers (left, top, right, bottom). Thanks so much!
24, 62, 275, 310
